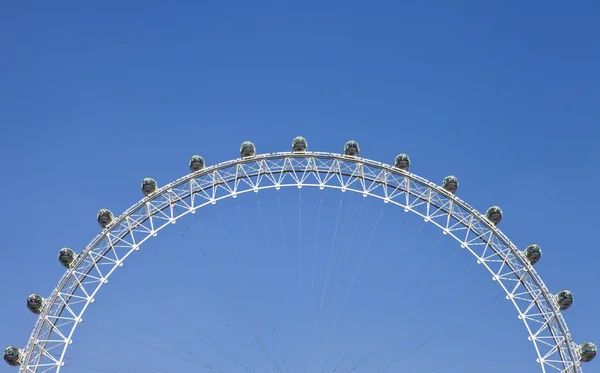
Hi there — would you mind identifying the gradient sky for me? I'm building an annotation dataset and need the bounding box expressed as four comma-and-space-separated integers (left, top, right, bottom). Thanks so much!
1, 1, 599, 373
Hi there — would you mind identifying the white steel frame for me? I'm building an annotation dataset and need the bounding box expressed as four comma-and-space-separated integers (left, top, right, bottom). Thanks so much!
18, 152, 583, 373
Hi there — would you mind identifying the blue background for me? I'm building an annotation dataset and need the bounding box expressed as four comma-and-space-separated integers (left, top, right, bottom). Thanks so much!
1, 1, 599, 372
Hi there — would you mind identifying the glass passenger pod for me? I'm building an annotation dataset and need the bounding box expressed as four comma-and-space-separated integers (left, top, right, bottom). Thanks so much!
189, 155, 205, 172
141, 178, 158, 196
97, 209, 114, 228
26, 294, 45, 314
580, 342, 597, 363
442, 175, 459, 194
394, 153, 410, 171
556, 289, 574, 310
292, 136, 308, 152
344, 140, 360, 157
523, 244, 542, 265
58, 247, 77, 268
3, 346, 22, 367
485, 206, 503, 226
240, 141, 256, 158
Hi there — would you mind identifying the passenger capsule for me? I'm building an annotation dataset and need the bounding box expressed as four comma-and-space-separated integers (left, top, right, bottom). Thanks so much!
485, 206, 503, 226
97, 209, 114, 228
26, 294, 45, 314
292, 136, 307, 152
523, 244, 542, 265
58, 247, 77, 268
580, 342, 597, 363
189, 155, 205, 172
344, 140, 360, 156
556, 290, 574, 310
240, 141, 256, 158
442, 175, 459, 194
3, 346, 22, 367
394, 153, 410, 171
141, 178, 158, 196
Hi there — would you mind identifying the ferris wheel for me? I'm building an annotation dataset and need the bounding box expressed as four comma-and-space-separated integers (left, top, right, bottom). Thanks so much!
2, 136, 597, 373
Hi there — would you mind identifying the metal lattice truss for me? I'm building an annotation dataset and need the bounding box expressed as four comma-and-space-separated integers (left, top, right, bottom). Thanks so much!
21, 152, 582, 373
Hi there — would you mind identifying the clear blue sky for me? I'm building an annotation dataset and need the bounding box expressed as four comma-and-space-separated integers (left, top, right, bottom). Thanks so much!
1, 1, 599, 372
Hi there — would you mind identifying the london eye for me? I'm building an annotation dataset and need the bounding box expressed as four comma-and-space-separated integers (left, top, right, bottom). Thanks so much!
3, 137, 596, 373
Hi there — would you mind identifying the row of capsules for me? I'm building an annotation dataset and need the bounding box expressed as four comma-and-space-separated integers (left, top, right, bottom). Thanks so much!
4, 137, 596, 366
